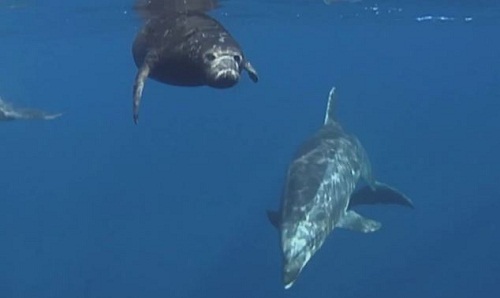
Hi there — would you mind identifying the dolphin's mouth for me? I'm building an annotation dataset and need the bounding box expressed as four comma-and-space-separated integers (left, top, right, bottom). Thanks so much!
284, 280, 295, 290
282, 241, 314, 290
283, 261, 302, 289
283, 271, 299, 289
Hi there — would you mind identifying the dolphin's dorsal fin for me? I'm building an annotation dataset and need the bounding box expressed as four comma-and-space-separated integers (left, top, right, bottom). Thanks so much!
324, 86, 336, 125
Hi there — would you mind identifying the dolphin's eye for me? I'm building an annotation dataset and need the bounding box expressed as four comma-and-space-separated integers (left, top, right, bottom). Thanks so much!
233, 55, 242, 63
205, 53, 216, 61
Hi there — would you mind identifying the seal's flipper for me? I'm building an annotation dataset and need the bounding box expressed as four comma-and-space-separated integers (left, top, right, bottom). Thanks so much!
267, 210, 281, 229
349, 182, 414, 209
133, 63, 151, 124
243, 61, 259, 83
336, 210, 381, 233
134, 50, 160, 124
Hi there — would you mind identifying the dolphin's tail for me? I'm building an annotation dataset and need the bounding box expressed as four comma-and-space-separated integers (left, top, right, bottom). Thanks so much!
323, 85, 336, 125
348, 182, 414, 209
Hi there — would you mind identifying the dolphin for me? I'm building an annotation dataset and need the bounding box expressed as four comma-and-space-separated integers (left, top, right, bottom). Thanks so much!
267, 86, 413, 289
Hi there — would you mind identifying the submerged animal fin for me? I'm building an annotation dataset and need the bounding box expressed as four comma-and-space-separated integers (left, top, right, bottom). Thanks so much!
133, 64, 150, 124
324, 85, 336, 125
133, 51, 158, 124
243, 61, 259, 83
266, 210, 281, 229
349, 182, 414, 209
336, 210, 381, 233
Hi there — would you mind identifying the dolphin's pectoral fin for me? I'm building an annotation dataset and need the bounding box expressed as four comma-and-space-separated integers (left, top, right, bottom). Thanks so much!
336, 210, 381, 233
349, 182, 414, 209
266, 210, 281, 229
243, 61, 259, 83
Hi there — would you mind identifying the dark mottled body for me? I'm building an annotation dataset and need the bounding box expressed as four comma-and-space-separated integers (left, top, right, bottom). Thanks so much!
133, 13, 245, 87
131, 0, 258, 123
268, 87, 413, 289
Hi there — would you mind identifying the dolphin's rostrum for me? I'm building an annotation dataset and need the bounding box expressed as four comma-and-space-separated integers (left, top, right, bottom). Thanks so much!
267, 86, 414, 289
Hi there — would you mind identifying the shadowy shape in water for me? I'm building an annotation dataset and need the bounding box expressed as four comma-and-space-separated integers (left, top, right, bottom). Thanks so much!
0, 97, 62, 121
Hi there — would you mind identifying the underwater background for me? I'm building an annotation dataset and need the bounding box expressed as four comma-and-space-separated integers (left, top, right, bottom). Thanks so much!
1, 0, 499, 297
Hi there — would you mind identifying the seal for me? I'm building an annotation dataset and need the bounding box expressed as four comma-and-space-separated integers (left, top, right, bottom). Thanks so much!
131, 0, 259, 123
267, 86, 414, 289
0, 97, 61, 121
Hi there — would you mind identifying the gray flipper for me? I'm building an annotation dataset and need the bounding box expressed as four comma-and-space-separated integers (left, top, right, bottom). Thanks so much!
267, 210, 281, 229
324, 85, 336, 125
243, 61, 259, 83
336, 210, 381, 233
133, 51, 158, 124
133, 64, 150, 124
349, 182, 414, 209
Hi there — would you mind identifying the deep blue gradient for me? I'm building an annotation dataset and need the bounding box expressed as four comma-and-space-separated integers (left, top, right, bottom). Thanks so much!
1, 1, 499, 297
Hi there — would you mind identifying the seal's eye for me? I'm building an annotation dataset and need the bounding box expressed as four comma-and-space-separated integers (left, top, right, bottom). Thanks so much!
233, 55, 242, 63
205, 53, 216, 61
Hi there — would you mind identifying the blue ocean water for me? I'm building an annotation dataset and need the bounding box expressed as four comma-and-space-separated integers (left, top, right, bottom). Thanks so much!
1, 0, 499, 297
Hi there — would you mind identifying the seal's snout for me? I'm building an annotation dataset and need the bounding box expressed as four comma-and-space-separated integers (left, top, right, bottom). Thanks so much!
205, 54, 241, 88
214, 68, 239, 88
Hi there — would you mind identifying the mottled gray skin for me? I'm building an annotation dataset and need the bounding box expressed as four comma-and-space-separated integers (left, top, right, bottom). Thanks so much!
268, 87, 413, 289
279, 92, 377, 288
131, 4, 258, 123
